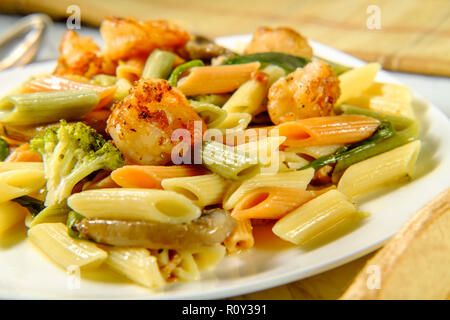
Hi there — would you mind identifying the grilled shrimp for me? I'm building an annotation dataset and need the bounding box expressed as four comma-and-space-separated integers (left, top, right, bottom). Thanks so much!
244, 26, 313, 59
100, 17, 190, 61
267, 60, 340, 124
107, 79, 206, 165
54, 30, 116, 78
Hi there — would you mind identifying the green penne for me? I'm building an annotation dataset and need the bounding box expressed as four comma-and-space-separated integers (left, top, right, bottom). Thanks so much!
189, 100, 227, 128
191, 94, 231, 107
201, 141, 260, 180
0, 90, 99, 125
142, 49, 177, 80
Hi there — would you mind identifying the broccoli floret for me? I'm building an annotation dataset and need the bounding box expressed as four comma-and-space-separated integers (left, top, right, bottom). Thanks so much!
30, 121, 124, 206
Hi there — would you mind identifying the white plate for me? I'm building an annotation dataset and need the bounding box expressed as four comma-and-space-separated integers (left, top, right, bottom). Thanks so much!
0, 35, 449, 299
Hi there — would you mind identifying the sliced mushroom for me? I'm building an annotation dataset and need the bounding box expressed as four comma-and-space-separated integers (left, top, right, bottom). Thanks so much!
178, 35, 233, 62
76, 209, 235, 250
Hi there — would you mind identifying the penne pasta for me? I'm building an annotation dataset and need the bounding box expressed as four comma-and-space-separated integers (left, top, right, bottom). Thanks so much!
338, 140, 421, 200
0, 201, 28, 236
187, 245, 226, 271
345, 94, 414, 119
215, 112, 252, 133
201, 141, 260, 181
222, 76, 268, 115
224, 219, 254, 254
285, 144, 343, 159
273, 115, 380, 148
28, 223, 108, 269
0, 90, 99, 125
223, 168, 314, 210
67, 188, 201, 223
22, 75, 116, 109
111, 165, 208, 189
0, 161, 43, 173
273, 190, 365, 245
142, 49, 176, 80
189, 100, 227, 128
172, 251, 201, 282
162, 173, 228, 208
231, 187, 316, 220
0, 169, 45, 203
105, 247, 166, 288
6, 143, 42, 162
336, 63, 380, 105
116, 57, 146, 82
177, 62, 261, 96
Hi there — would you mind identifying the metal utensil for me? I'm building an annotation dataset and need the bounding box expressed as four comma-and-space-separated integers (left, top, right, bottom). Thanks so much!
0, 14, 52, 71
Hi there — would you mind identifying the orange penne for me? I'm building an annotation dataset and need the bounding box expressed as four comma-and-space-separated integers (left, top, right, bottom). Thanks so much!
111, 165, 208, 189
231, 187, 316, 220
116, 57, 146, 82
6, 143, 42, 162
224, 218, 254, 254
23, 75, 117, 109
177, 62, 261, 96
272, 115, 380, 148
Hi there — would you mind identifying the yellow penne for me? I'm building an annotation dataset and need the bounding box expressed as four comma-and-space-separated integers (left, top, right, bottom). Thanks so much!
105, 247, 166, 288
0, 201, 28, 236
285, 144, 343, 159
338, 140, 421, 200
28, 223, 107, 269
161, 173, 228, 208
177, 62, 260, 96
224, 219, 254, 254
236, 136, 286, 168
272, 190, 365, 245
216, 112, 252, 133
0, 161, 43, 173
222, 78, 268, 115
345, 95, 414, 119
223, 168, 314, 210
0, 169, 45, 202
337, 63, 380, 105
187, 245, 226, 271
67, 188, 201, 223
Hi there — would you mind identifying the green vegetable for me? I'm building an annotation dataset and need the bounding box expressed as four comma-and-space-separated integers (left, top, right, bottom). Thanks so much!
168, 59, 204, 87
30, 121, 124, 206
29, 202, 70, 227
0, 136, 9, 161
66, 210, 86, 239
201, 141, 260, 181
313, 57, 352, 75
11, 195, 45, 217
222, 52, 309, 73
337, 104, 414, 130
0, 90, 99, 125
299, 121, 395, 171
192, 94, 230, 107
142, 49, 177, 80
331, 121, 419, 182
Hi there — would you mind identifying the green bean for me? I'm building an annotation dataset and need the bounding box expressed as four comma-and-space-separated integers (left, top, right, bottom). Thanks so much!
12, 195, 45, 217
0, 90, 99, 125
331, 121, 419, 182
142, 49, 177, 80
313, 56, 352, 75
222, 52, 309, 73
299, 121, 395, 171
0, 136, 9, 161
338, 104, 414, 129
168, 59, 204, 87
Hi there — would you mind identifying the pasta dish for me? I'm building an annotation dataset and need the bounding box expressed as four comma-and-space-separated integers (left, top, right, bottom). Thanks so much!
0, 18, 420, 289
